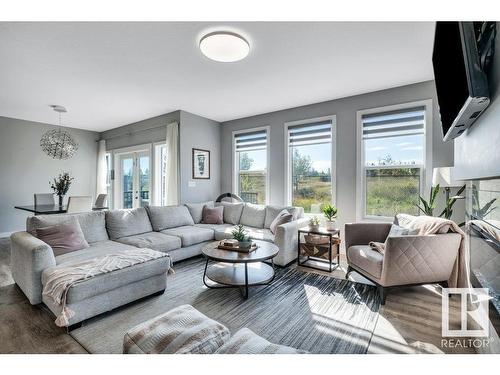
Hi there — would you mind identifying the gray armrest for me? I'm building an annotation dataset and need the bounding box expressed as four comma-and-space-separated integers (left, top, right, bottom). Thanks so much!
381, 233, 462, 286
344, 222, 392, 250
273, 217, 309, 266
10, 231, 56, 304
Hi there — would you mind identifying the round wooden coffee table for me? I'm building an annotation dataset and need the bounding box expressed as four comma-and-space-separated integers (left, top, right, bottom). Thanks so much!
201, 240, 279, 299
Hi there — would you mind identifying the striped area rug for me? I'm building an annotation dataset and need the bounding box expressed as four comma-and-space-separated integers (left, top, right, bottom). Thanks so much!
70, 257, 380, 354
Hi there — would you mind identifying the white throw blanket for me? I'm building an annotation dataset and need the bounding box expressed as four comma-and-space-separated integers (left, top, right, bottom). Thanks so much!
42, 248, 169, 327
396, 214, 468, 289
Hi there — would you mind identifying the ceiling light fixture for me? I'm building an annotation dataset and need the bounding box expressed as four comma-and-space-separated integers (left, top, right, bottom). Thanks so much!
199, 31, 250, 62
40, 105, 79, 160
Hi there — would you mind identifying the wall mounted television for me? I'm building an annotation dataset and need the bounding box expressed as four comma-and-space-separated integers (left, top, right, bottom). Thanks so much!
432, 22, 496, 142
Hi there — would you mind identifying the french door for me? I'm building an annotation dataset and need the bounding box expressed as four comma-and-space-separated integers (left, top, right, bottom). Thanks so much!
114, 146, 151, 209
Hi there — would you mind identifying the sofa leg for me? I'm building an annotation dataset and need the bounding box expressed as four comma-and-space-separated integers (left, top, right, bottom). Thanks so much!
378, 286, 387, 305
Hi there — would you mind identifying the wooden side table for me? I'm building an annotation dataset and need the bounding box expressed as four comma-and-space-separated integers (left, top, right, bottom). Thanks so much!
297, 227, 341, 272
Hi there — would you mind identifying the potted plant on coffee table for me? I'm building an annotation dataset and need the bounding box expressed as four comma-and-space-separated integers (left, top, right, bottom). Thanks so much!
322, 203, 338, 231
231, 224, 252, 250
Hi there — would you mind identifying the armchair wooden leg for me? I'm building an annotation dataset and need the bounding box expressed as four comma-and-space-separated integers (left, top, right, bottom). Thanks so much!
378, 286, 387, 305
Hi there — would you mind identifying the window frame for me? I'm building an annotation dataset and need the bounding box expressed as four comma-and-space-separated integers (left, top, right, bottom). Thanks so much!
284, 115, 337, 212
355, 99, 433, 222
232, 126, 271, 205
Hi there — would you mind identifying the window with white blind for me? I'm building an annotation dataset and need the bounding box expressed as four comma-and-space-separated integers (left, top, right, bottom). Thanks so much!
285, 116, 336, 214
357, 101, 431, 219
233, 127, 269, 204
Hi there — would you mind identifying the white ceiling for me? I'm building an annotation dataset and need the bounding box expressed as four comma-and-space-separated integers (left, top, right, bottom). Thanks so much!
0, 22, 435, 132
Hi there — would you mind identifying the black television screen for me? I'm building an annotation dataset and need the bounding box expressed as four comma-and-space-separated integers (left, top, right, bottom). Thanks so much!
432, 22, 492, 141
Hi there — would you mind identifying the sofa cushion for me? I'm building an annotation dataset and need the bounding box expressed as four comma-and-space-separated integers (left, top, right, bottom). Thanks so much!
36, 218, 89, 256
216, 328, 306, 354
264, 205, 293, 228
43, 249, 170, 304
240, 203, 266, 228
269, 210, 293, 234
161, 226, 214, 247
185, 201, 214, 224
106, 208, 153, 240
115, 232, 181, 253
347, 245, 384, 279
146, 205, 195, 231
202, 206, 223, 224
123, 304, 230, 354
55, 240, 138, 265
27, 211, 109, 243
218, 202, 244, 225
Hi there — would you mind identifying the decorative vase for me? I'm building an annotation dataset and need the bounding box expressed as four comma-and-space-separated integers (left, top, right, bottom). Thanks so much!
58, 195, 64, 207
325, 220, 336, 231
238, 240, 252, 250
309, 224, 320, 231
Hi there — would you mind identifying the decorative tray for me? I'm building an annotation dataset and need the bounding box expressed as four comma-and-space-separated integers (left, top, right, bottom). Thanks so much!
217, 240, 258, 253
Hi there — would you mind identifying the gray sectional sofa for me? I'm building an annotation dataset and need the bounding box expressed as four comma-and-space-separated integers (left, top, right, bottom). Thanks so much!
10, 201, 307, 326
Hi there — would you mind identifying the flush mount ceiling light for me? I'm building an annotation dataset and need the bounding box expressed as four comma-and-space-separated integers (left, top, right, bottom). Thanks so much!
199, 32, 250, 62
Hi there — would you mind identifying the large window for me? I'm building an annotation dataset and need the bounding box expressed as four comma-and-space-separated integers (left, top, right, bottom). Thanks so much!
233, 128, 268, 204
286, 117, 335, 214
358, 104, 429, 219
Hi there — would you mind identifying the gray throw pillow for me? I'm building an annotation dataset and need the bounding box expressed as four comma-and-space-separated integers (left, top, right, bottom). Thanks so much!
185, 201, 214, 224
240, 203, 266, 228
202, 206, 224, 224
36, 217, 89, 257
218, 202, 244, 225
269, 210, 293, 234
264, 205, 297, 228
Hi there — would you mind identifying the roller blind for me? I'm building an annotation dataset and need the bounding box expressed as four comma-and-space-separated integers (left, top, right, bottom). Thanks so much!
362, 106, 425, 140
235, 130, 267, 152
288, 121, 332, 146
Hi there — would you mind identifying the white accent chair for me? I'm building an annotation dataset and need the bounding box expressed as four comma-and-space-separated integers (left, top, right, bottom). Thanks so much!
34, 193, 54, 206
67, 196, 93, 213
94, 193, 107, 208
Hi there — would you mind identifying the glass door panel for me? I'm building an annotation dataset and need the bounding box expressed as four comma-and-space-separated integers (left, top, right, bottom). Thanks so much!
138, 152, 150, 207
121, 156, 134, 209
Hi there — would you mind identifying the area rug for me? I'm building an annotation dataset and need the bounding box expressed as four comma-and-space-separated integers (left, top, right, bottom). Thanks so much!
70, 257, 380, 353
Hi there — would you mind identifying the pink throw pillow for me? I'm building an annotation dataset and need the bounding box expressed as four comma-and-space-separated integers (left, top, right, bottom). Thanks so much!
36, 220, 89, 257
202, 206, 224, 224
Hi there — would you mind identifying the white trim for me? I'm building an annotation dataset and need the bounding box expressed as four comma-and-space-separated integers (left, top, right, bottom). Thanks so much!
355, 99, 433, 221
284, 115, 337, 209
231, 125, 270, 205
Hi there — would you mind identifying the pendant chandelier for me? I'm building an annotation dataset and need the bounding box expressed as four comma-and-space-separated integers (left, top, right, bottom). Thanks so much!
40, 105, 79, 160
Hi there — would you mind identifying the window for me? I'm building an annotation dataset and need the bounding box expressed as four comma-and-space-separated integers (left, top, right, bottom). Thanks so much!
286, 117, 336, 214
357, 102, 431, 219
233, 128, 269, 204
105, 152, 113, 208
154, 143, 167, 206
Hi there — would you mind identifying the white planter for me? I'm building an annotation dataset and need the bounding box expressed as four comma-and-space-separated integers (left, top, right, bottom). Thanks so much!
325, 220, 336, 231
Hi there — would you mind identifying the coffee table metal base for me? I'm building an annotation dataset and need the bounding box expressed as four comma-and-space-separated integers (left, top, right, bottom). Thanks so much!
203, 259, 275, 299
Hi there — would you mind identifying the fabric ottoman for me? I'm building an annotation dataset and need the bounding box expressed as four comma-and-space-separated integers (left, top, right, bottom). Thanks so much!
216, 328, 307, 354
123, 304, 230, 354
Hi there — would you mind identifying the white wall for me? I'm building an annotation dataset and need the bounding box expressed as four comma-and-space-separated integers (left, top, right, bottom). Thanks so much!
0, 116, 99, 234
221, 81, 456, 228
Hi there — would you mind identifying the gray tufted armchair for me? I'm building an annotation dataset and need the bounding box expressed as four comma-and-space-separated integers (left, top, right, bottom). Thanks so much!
344, 222, 461, 304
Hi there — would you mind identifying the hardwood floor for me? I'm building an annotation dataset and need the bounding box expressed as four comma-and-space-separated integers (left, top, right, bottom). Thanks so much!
0, 238, 474, 354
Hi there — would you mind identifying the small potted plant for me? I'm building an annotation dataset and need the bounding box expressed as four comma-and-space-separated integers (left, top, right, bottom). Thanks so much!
231, 224, 252, 250
309, 216, 321, 231
322, 203, 338, 231
50, 172, 74, 207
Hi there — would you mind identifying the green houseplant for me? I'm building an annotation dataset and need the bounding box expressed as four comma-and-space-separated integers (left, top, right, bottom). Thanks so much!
49, 172, 74, 207
322, 204, 338, 231
309, 216, 320, 231
231, 224, 252, 249
416, 184, 440, 216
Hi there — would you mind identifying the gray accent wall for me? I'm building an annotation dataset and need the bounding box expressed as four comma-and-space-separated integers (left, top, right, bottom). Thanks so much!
179, 110, 221, 204
454, 21, 500, 180
221, 81, 454, 227
0, 116, 99, 234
